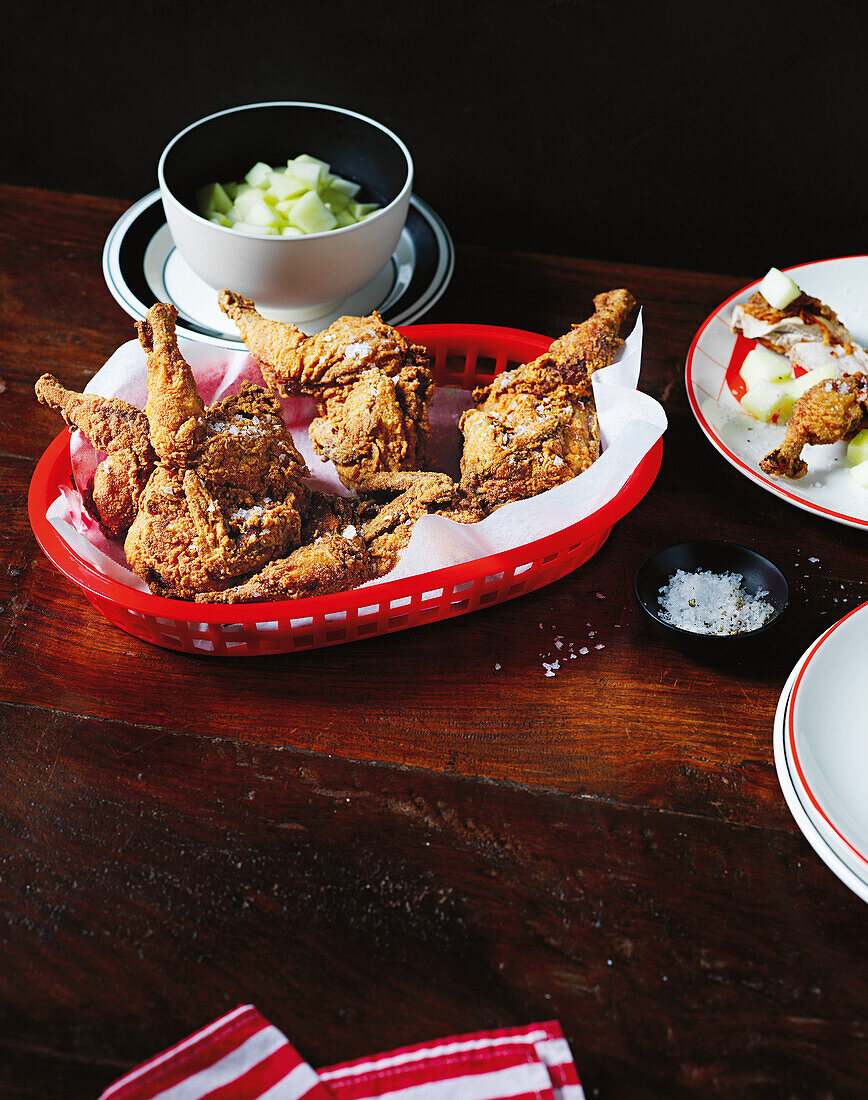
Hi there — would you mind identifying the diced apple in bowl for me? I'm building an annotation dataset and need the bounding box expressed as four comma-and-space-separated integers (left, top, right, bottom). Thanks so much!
197, 155, 381, 236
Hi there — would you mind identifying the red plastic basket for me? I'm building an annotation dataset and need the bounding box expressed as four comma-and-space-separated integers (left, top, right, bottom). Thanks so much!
28, 324, 662, 655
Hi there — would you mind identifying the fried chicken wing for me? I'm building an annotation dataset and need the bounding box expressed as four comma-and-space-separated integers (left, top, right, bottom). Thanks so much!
218, 291, 434, 490
760, 373, 868, 480
35, 374, 156, 536
459, 290, 635, 512
360, 472, 464, 578
136, 303, 206, 464
195, 530, 370, 603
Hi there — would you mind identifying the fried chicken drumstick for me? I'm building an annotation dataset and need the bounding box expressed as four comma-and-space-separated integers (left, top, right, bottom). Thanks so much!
137, 305, 206, 464
218, 291, 434, 491
761, 372, 868, 480
124, 305, 312, 597
35, 376, 157, 537
459, 289, 635, 513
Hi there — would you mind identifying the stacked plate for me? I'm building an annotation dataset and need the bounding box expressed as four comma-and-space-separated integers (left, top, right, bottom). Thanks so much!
775, 602, 868, 903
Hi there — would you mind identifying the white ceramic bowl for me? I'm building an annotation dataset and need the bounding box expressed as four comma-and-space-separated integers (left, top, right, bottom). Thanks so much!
158, 102, 413, 320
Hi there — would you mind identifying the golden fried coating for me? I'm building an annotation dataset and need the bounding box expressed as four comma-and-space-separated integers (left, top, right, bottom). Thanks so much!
123, 374, 310, 598
541, 288, 637, 389
218, 291, 434, 490
740, 289, 839, 329
198, 382, 308, 497
219, 291, 416, 393
459, 290, 635, 512
136, 303, 206, 465
124, 467, 309, 599
217, 290, 307, 393
35, 374, 157, 536
760, 373, 868, 480
306, 364, 433, 488
361, 472, 460, 578
196, 530, 370, 603
118, 307, 311, 598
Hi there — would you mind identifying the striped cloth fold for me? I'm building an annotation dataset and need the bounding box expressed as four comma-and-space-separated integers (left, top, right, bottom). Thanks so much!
100, 1007, 584, 1100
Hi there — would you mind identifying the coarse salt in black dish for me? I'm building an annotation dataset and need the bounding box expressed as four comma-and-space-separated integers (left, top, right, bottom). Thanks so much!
634, 540, 789, 657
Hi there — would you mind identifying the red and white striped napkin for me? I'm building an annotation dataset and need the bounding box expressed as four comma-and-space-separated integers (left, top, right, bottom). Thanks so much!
100, 1005, 584, 1100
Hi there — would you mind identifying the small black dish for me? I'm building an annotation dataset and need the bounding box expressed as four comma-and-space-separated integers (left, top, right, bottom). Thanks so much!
635, 540, 789, 658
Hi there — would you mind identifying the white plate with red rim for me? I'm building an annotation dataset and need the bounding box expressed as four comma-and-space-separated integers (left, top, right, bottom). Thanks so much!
686, 256, 868, 529
773, 641, 868, 904
782, 601, 868, 892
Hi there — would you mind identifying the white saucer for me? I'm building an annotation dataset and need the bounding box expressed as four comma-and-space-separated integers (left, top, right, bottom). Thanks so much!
104, 190, 454, 345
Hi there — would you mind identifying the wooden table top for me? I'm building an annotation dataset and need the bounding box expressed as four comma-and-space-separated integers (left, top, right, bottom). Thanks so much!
2, 184, 866, 1099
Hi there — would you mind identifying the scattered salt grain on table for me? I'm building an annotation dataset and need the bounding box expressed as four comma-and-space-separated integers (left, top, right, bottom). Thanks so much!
658, 569, 774, 636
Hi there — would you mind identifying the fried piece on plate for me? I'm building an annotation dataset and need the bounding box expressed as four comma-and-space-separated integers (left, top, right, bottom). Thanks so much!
218, 290, 433, 490
732, 288, 868, 374
459, 289, 635, 513
125, 468, 309, 599
34, 374, 156, 536
136, 303, 206, 464
195, 529, 370, 604
760, 372, 868, 480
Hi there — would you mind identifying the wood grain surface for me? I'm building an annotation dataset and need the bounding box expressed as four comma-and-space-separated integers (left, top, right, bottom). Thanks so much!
1, 185, 866, 1098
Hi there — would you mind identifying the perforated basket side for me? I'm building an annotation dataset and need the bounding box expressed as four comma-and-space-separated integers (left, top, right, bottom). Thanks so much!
82, 520, 615, 655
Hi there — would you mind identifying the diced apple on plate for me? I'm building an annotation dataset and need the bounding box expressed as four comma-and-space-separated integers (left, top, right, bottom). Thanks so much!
738, 349, 839, 425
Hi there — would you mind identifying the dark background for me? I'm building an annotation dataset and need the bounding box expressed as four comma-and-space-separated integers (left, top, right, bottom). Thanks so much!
4, 0, 867, 275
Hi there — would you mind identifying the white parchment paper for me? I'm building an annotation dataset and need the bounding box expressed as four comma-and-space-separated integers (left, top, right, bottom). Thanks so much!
45, 314, 666, 595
